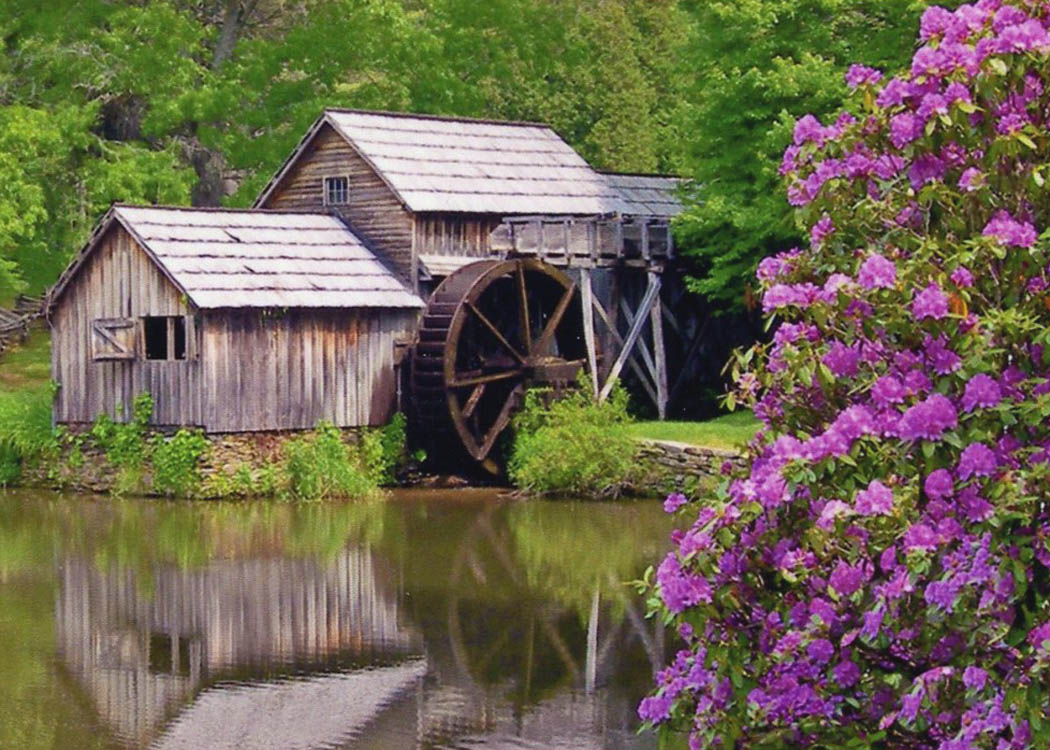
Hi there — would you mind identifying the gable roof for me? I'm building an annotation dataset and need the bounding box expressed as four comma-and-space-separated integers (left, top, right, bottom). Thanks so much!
255, 109, 674, 217
48, 205, 423, 311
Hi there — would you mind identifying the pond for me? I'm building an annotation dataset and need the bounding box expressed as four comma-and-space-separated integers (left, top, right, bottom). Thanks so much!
0, 488, 677, 750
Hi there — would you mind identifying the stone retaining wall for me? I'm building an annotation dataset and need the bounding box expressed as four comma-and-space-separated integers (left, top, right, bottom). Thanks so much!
24, 427, 366, 495
634, 439, 744, 495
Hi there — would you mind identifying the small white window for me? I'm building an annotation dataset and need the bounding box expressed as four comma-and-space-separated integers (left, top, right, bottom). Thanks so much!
324, 176, 349, 205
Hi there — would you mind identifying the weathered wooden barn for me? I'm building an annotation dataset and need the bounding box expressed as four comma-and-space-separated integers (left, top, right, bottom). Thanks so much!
47, 205, 422, 431
48, 109, 687, 465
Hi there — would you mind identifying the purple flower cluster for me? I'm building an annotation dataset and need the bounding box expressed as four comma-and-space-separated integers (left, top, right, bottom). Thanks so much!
982, 210, 1038, 248
644, 4, 1050, 748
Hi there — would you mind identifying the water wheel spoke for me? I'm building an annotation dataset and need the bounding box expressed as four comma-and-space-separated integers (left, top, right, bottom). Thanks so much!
532, 282, 576, 356
465, 301, 526, 363
461, 383, 486, 419
516, 263, 532, 353
450, 369, 522, 388
478, 384, 523, 457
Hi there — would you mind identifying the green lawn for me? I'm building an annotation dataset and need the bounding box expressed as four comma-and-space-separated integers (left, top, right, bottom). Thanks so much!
0, 328, 51, 393
628, 411, 759, 451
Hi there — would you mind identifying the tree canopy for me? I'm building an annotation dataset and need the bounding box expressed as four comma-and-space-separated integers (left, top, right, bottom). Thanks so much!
0, 0, 690, 297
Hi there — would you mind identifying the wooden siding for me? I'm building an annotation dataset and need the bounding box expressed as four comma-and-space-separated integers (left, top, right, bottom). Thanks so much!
201, 308, 417, 432
260, 124, 416, 288
51, 226, 201, 428
414, 214, 501, 258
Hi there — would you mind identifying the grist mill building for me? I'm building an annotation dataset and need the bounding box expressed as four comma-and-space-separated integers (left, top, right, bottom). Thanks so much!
47, 109, 684, 468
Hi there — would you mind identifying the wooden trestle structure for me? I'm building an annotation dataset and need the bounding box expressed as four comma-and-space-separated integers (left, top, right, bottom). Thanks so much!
492, 213, 676, 420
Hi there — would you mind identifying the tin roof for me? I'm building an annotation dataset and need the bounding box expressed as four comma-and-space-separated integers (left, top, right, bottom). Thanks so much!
600, 172, 683, 218
49, 205, 424, 310
256, 109, 680, 217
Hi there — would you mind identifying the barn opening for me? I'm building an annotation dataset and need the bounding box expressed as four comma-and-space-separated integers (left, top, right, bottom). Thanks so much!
144, 316, 186, 361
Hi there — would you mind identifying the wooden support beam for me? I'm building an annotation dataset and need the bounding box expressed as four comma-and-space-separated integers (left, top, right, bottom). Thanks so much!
599, 274, 661, 402
618, 297, 660, 396
580, 270, 600, 395
641, 222, 651, 262
661, 301, 683, 338
592, 295, 658, 406
649, 271, 668, 420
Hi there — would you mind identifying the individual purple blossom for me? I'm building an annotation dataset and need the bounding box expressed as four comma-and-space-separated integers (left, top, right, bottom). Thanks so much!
958, 486, 994, 522
817, 500, 851, 531
996, 19, 1050, 53
664, 492, 687, 514
807, 638, 835, 664
846, 64, 883, 89
823, 341, 861, 378
944, 81, 973, 106
924, 469, 954, 500
810, 214, 835, 248
957, 442, 998, 480
950, 266, 975, 287
829, 560, 866, 597
1028, 622, 1050, 651
871, 374, 905, 406
904, 522, 939, 552
958, 167, 985, 192
912, 283, 950, 320
756, 256, 791, 282
833, 659, 861, 688
763, 283, 819, 313
656, 554, 712, 613
963, 666, 988, 692
925, 577, 962, 611
793, 114, 825, 146
638, 694, 673, 723
920, 5, 955, 40
982, 210, 1038, 247
857, 253, 896, 289
890, 112, 922, 149
924, 335, 961, 375
897, 393, 958, 441
876, 77, 909, 109
996, 111, 1029, 135
854, 479, 894, 516
961, 373, 1002, 412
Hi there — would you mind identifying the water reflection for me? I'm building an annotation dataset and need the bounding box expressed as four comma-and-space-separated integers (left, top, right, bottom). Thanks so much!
0, 490, 674, 750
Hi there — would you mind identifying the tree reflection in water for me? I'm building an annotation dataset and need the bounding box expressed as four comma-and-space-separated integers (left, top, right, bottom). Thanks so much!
0, 490, 675, 750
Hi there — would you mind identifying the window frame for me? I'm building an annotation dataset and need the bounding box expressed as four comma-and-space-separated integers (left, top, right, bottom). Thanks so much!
323, 175, 350, 206
141, 315, 191, 362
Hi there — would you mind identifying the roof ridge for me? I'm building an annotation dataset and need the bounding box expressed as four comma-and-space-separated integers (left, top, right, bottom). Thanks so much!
598, 170, 684, 179
113, 203, 338, 216
324, 107, 551, 129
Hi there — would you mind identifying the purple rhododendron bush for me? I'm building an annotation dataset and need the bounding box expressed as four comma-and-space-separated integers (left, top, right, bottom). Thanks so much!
641, 2, 1050, 748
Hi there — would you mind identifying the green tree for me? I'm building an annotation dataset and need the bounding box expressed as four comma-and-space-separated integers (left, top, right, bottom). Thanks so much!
675, 0, 937, 310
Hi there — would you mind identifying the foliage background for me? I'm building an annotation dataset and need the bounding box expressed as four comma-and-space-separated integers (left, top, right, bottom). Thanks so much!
0, 0, 936, 310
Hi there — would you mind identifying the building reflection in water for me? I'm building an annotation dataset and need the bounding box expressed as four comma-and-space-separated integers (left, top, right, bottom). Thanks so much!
51, 496, 668, 750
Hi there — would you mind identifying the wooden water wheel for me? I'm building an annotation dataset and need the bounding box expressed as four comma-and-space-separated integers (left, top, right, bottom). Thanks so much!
413, 259, 587, 474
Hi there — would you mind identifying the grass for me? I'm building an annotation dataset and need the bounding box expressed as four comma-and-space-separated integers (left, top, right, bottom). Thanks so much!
628, 411, 759, 451
0, 328, 51, 393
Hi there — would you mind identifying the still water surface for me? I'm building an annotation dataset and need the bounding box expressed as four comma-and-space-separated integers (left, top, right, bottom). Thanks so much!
0, 489, 676, 749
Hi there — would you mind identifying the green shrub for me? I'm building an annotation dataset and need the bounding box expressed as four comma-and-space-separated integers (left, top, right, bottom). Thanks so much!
87, 393, 154, 495
283, 421, 383, 501
376, 412, 409, 484
0, 384, 59, 485
508, 380, 638, 497
150, 428, 209, 497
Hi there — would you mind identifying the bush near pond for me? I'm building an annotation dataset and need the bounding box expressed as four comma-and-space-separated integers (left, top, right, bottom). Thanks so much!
643, 3, 1050, 749
508, 381, 638, 497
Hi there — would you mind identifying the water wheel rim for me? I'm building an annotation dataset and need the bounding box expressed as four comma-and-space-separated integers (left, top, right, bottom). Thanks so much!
441, 258, 579, 466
